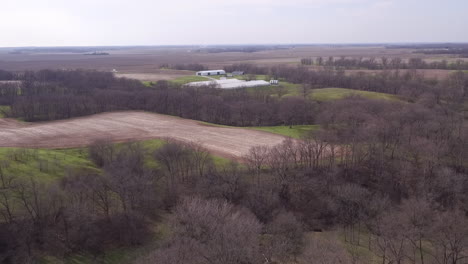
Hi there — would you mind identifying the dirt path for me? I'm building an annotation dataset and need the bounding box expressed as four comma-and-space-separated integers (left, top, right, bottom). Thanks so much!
0, 111, 287, 159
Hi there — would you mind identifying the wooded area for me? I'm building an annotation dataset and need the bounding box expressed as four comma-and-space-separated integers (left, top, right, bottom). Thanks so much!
0, 66, 467, 263
300, 56, 468, 70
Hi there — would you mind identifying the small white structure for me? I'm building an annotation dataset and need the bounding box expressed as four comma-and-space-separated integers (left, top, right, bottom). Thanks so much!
270, 80, 279, 85
187, 79, 270, 89
112, 69, 118, 73
196, 70, 226, 76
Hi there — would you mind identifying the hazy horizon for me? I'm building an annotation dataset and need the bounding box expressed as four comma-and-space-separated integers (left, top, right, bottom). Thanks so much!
1, 0, 468, 47
2, 42, 468, 49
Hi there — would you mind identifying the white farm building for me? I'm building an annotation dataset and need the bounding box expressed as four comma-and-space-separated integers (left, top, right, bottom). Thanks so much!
186, 79, 270, 89
196, 70, 226, 76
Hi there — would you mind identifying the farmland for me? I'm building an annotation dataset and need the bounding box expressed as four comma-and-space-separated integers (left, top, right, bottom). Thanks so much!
0, 111, 287, 159
1, 45, 466, 80
0, 44, 467, 264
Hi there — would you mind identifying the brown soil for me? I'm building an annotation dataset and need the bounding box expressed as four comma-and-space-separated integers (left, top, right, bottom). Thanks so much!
0, 111, 287, 159
0, 118, 25, 129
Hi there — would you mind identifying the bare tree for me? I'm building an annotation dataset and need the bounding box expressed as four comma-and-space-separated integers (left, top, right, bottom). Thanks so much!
262, 211, 305, 263
429, 210, 468, 264
139, 197, 263, 264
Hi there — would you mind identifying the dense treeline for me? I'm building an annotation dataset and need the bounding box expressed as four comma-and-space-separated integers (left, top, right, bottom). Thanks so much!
415, 48, 468, 58
1, 68, 467, 126
0, 63, 467, 263
0, 70, 15, 80
300, 56, 468, 70
228, 63, 468, 102
0, 69, 316, 125
1, 93, 467, 263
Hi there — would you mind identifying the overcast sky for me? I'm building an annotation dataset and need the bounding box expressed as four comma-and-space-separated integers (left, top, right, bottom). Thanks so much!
1, 0, 467, 47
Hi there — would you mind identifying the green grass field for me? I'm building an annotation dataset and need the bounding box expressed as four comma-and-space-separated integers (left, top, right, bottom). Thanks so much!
199, 120, 320, 139
249, 125, 320, 138
281, 87, 400, 101
0, 147, 97, 181
208, 75, 226, 80
170, 75, 211, 85
142, 81, 155, 87
310, 88, 401, 101
236, 74, 269, 81
208, 74, 270, 81
0, 105, 10, 117
0, 138, 232, 184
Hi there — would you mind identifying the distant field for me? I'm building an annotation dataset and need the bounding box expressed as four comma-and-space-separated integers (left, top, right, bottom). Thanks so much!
310, 88, 401, 101
249, 125, 320, 138
1, 45, 462, 73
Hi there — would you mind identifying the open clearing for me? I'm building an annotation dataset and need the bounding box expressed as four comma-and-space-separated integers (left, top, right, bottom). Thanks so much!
115, 69, 195, 82
0, 111, 287, 159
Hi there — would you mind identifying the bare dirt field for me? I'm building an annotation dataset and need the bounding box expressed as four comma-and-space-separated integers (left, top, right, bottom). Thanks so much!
0, 111, 287, 159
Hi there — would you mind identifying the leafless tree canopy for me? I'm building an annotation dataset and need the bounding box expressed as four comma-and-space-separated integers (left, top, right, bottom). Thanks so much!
0, 63, 467, 263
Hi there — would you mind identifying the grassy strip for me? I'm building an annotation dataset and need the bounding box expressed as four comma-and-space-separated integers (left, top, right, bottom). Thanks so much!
169, 76, 211, 85
0, 147, 97, 181
199, 119, 320, 139
0, 105, 10, 118
142, 81, 155, 87
310, 88, 401, 101
248, 125, 320, 139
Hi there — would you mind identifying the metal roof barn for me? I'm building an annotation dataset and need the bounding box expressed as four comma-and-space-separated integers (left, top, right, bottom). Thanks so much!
186, 79, 270, 89
196, 70, 226, 76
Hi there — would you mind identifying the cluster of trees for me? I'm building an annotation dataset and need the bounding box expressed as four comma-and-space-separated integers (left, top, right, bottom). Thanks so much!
0, 69, 316, 126
224, 63, 270, 75
141, 98, 468, 264
0, 143, 159, 262
0, 69, 15, 80
1, 67, 467, 127
267, 65, 468, 101
414, 48, 468, 58
0, 93, 467, 263
0, 64, 467, 263
300, 56, 468, 70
